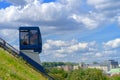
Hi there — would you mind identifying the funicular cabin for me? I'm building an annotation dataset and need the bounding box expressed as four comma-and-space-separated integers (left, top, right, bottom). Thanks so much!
19, 27, 42, 53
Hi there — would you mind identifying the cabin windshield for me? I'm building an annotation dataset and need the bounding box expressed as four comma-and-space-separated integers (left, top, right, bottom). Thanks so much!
20, 30, 38, 46
30, 30, 38, 45
20, 30, 29, 45
19, 27, 42, 53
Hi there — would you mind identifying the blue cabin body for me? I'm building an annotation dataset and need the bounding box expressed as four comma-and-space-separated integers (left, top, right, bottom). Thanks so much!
19, 27, 42, 53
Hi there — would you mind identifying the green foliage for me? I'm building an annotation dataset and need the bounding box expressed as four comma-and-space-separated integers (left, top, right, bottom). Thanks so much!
42, 61, 120, 80
47, 68, 109, 80
0, 48, 48, 80
42, 62, 78, 68
66, 68, 108, 80
47, 68, 68, 80
42, 62, 65, 68
109, 74, 120, 80
44, 63, 120, 80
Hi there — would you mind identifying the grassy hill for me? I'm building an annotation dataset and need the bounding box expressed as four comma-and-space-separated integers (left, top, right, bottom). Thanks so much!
0, 48, 48, 80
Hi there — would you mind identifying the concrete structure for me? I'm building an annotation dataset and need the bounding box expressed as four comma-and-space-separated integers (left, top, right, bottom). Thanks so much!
88, 60, 119, 73
62, 65, 73, 71
108, 68, 120, 76
73, 65, 79, 70
100, 60, 118, 71
79, 62, 88, 69
57, 65, 73, 71
88, 64, 108, 73
57, 60, 119, 73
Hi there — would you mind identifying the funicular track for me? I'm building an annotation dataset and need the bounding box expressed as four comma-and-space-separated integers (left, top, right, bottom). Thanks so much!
0, 37, 54, 80
0, 38, 19, 56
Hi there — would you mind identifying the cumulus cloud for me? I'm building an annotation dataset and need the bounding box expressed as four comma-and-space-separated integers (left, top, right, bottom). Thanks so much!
103, 38, 120, 49
1, 0, 120, 62
0, 29, 19, 43
43, 39, 97, 58
54, 53, 67, 58
70, 14, 99, 29
118, 16, 120, 25
42, 39, 96, 62
95, 52, 102, 57
0, 0, 83, 32
103, 50, 117, 56
67, 42, 88, 53
0, 0, 119, 35
87, 0, 120, 22
41, 39, 120, 62
87, 0, 120, 10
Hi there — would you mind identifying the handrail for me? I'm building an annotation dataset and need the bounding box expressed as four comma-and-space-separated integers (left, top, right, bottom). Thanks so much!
5, 42, 19, 54
0, 38, 19, 56
0, 37, 54, 80
0, 38, 19, 55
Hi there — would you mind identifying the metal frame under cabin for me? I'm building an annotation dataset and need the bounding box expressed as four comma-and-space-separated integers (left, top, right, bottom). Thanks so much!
19, 27, 42, 53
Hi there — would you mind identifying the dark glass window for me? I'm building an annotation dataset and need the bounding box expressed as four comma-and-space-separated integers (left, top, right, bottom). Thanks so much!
30, 30, 38, 45
20, 30, 29, 45
20, 30, 38, 46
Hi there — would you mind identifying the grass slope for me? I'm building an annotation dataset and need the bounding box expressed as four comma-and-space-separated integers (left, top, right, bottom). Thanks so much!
0, 48, 48, 80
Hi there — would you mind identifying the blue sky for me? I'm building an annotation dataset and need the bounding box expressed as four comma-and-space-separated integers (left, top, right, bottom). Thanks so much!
42, 0, 56, 3
0, 1, 11, 9
0, 0, 120, 63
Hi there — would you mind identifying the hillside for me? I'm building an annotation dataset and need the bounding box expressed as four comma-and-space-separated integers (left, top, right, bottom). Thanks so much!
0, 48, 48, 80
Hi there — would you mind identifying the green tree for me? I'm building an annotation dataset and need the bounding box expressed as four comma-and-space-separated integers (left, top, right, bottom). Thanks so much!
47, 68, 68, 80
67, 68, 108, 80
110, 74, 120, 80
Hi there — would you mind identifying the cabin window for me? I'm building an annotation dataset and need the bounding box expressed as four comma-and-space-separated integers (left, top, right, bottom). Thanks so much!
20, 30, 29, 45
30, 30, 38, 45
20, 30, 38, 46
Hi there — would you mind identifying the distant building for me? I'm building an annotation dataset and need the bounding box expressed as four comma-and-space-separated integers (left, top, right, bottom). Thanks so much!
57, 66, 62, 69
108, 68, 120, 76
100, 60, 118, 71
57, 60, 119, 73
57, 65, 73, 71
88, 64, 108, 73
73, 65, 79, 70
62, 65, 73, 71
87, 60, 118, 73
79, 62, 88, 69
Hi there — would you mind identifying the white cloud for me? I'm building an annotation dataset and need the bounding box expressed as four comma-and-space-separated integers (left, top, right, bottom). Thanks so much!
0, 29, 19, 43
87, 0, 120, 10
43, 39, 97, 56
87, 0, 120, 17
118, 16, 120, 25
43, 43, 51, 50
70, 14, 99, 29
0, 6, 18, 22
54, 53, 67, 58
0, 0, 119, 35
103, 50, 117, 55
1, 0, 120, 62
67, 43, 88, 53
87, 0, 120, 26
95, 52, 102, 57
41, 38, 120, 62
104, 38, 120, 49
46, 40, 67, 47
0, 0, 82, 31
